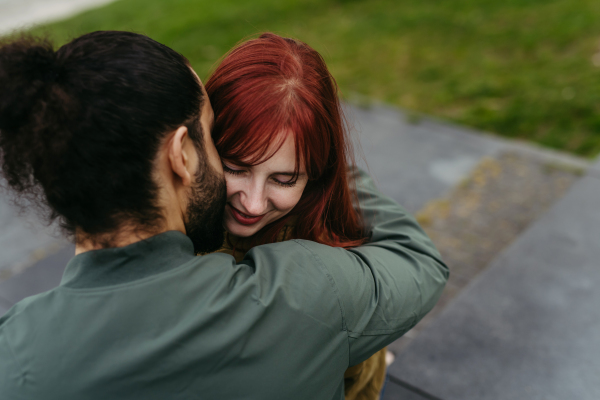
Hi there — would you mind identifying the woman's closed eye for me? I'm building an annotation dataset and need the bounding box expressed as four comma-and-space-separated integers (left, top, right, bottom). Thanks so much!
222, 163, 245, 175
223, 161, 299, 188
272, 175, 297, 188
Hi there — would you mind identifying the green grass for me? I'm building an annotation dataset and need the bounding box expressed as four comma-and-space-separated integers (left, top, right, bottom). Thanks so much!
24, 0, 600, 157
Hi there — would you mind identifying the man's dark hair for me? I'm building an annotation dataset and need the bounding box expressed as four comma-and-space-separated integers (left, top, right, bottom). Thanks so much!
0, 31, 204, 238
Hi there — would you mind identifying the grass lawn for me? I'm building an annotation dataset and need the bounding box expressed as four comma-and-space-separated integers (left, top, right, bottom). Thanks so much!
25, 0, 600, 157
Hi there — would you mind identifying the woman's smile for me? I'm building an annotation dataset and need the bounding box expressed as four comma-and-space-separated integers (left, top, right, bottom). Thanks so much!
228, 204, 266, 226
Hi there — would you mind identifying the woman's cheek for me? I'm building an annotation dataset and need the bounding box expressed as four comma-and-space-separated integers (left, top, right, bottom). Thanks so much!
271, 187, 305, 213
225, 176, 243, 199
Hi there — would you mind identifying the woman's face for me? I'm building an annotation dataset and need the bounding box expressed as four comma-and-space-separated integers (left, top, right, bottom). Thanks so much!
222, 133, 309, 237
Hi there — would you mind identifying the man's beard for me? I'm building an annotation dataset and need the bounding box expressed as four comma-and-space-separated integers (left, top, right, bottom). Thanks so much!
185, 158, 227, 254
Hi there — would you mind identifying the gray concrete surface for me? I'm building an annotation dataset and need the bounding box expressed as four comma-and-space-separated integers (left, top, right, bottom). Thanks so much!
348, 104, 588, 214
590, 158, 600, 176
0, 0, 116, 36
381, 378, 434, 400
388, 158, 600, 400
0, 243, 74, 308
0, 189, 68, 278
388, 151, 582, 355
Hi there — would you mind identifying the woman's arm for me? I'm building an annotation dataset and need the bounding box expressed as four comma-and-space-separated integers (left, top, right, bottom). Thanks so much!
245, 168, 449, 366
346, 168, 448, 364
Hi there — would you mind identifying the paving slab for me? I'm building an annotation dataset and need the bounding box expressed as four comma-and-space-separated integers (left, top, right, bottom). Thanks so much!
387, 151, 583, 355
0, 243, 74, 309
381, 378, 434, 400
0, 189, 68, 278
347, 104, 588, 214
591, 156, 600, 175
349, 104, 501, 214
388, 165, 600, 399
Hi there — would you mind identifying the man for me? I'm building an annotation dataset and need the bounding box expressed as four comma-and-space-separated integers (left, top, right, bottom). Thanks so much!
0, 31, 448, 399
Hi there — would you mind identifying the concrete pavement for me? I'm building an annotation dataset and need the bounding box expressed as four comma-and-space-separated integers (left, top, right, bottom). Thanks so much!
0, 189, 68, 280
388, 157, 600, 400
0, 244, 74, 316
350, 103, 588, 214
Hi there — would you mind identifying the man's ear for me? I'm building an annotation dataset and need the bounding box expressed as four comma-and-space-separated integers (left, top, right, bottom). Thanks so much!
168, 126, 194, 187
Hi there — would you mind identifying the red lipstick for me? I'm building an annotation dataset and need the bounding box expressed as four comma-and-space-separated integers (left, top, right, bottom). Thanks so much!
229, 205, 265, 226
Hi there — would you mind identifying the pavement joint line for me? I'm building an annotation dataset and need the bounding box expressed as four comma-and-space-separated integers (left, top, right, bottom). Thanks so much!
387, 375, 444, 400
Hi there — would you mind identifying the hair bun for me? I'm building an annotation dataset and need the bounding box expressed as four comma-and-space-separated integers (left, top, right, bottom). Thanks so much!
0, 36, 68, 197
6, 37, 58, 82
0, 37, 59, 131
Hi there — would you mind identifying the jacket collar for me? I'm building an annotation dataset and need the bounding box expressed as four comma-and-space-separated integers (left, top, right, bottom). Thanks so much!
60, 231, 195, 289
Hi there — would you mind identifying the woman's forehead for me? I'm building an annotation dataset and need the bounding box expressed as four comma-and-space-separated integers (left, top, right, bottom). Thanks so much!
228, 131, 308, 173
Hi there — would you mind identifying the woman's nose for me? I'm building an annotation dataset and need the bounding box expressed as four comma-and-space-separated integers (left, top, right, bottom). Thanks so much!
239, 182, 267, 216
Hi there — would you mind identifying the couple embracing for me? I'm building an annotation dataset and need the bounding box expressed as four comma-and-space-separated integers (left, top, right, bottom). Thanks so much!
0, 31, 448, 400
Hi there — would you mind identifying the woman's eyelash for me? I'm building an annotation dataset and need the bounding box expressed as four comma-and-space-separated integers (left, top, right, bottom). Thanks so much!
223, 163, 297, 187
223, 164, 244, 175
273, 178, 297, 188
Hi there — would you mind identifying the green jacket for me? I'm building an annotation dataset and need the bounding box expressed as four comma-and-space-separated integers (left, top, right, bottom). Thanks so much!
0, 170, 448, 400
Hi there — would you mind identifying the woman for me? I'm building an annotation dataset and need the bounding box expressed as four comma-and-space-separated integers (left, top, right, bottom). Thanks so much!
205, 33, 387, 400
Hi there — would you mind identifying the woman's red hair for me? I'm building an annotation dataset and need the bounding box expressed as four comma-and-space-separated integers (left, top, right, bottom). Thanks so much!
205, 33, 365, 248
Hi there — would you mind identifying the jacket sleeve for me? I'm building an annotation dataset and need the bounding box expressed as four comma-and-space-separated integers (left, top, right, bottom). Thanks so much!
291, 168, 449, 365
